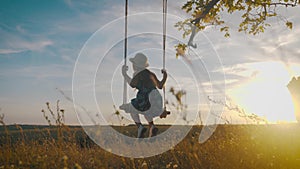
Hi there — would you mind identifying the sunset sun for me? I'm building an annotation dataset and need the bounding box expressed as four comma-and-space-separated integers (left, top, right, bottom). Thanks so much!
229, 62, 297, 123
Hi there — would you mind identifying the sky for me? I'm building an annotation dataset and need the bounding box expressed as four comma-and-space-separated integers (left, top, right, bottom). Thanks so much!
0, 0, 300, 125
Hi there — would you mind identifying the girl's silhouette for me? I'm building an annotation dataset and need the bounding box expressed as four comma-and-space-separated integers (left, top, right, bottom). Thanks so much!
120, 53, 167, 138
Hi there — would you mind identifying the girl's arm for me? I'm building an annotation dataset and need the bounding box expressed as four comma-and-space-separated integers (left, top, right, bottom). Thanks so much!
156, 69, 167, 89
122, 65, 132, 85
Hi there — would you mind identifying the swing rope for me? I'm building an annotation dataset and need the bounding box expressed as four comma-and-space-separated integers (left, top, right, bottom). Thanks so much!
123, 0, 128, 104
122, 0, 169, 117
162, 0, 167, 111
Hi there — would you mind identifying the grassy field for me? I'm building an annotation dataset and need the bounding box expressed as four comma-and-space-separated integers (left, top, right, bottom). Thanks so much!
0, 124, 300, 169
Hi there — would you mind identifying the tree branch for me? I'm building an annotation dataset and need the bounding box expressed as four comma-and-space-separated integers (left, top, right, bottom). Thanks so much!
191, 0, 221, 24
249, 0, 298, 8
268, 2, 298, 7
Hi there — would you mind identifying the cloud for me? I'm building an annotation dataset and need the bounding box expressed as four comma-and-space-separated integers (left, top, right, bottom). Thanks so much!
16, 25, 26, 34
58, 0, 189, 36
13, 40, 53, 52
57, 1, 124, 34
0, 64, 72, 79
0, 34, 53, 55
0, 49, 26, 54
0, 18, 54, 55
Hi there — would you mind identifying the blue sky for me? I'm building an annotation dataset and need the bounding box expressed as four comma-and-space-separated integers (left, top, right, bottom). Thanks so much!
1, 0, 300, 125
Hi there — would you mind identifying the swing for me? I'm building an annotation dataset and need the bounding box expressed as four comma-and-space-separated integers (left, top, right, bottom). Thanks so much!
122, 0, 170, 119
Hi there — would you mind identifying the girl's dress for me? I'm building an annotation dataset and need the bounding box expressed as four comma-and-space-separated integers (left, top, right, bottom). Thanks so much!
120, 69, 163, 118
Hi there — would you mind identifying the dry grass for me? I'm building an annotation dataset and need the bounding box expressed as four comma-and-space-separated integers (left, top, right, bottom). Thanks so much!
1, 124, 300, 169
1, 101, 299, 168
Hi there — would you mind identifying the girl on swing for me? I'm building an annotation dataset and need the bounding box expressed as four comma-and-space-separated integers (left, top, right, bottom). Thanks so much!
120, 53, 168, 138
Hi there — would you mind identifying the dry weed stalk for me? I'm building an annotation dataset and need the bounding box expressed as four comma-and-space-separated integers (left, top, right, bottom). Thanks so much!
207, 96, 268, 124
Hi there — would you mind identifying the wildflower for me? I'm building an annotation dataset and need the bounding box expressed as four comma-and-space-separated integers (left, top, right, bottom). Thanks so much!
62, 155, 68, 161
141, 161, 147, 168
166, 162, 172, 168
74, 163, 82, 169
62, 155, 68, 168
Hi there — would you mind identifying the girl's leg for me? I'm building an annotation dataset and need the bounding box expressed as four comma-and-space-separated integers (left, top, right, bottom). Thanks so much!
130, 113, 146, 138
130, 113, 141, 126
145, 115, 158, 137
148, 121, 154, 128
144, 115, 153, 126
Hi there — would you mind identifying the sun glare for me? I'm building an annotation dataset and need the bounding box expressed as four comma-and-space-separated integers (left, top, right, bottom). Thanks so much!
229, 62, 297, 123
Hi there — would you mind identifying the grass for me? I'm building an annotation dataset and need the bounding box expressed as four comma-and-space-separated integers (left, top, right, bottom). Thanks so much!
0, 100, 299, 168
1, 124, 300, 169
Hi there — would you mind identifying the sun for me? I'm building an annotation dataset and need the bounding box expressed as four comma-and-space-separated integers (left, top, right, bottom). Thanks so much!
229, 61, 297, 123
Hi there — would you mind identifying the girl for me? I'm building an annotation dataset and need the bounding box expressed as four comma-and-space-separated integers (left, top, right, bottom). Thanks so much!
120, 53, 167, 138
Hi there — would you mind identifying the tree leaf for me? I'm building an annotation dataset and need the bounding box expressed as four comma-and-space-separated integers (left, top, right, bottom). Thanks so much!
286, 21, 293, 29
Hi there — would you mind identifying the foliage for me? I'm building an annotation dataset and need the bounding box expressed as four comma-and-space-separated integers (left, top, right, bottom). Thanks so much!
175, 43, 188, 58
178, 0, 298, 37
166, 87, 190, 123
168, 87, 187, 110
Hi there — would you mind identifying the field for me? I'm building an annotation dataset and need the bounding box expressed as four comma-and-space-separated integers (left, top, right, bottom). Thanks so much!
1, 124, 300, 169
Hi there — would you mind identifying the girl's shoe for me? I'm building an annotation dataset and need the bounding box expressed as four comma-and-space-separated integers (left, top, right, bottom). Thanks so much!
160, 110, 170, 118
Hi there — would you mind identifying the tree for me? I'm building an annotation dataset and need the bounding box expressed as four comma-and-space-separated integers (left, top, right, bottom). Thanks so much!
175, 0, 299, 55
287, 76, 300, 123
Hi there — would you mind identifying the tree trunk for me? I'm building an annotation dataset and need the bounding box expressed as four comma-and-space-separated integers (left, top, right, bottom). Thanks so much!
287, 76, 300, 123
